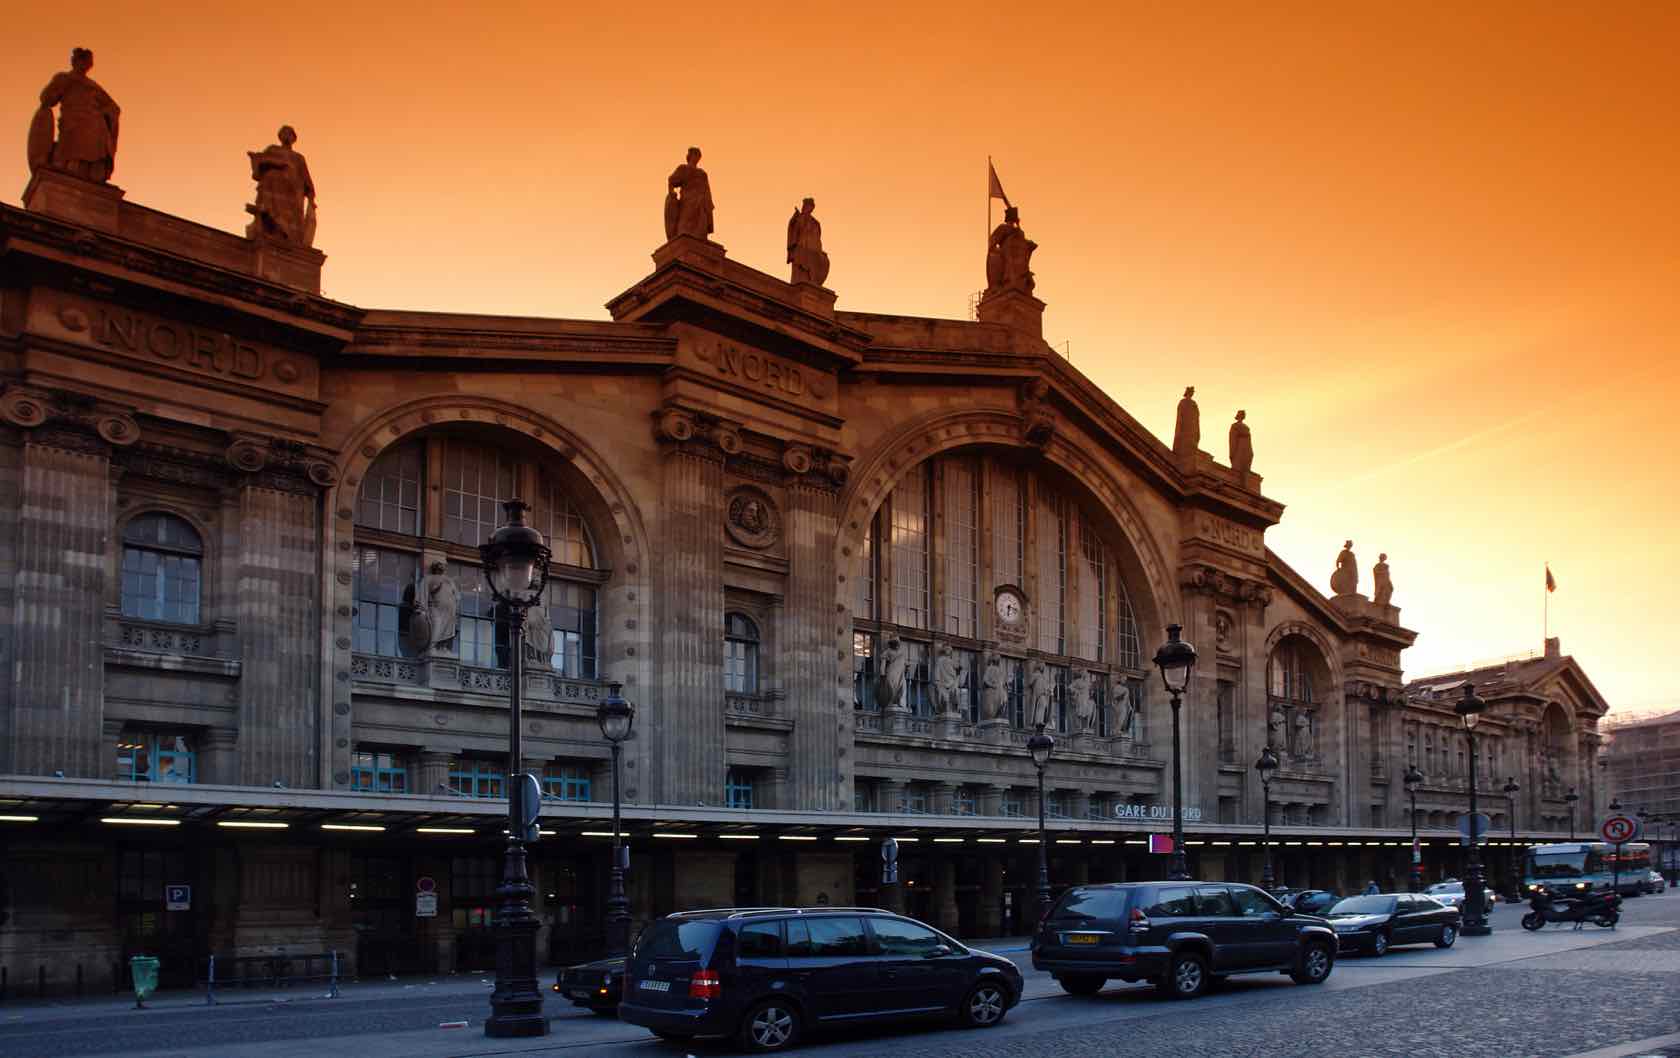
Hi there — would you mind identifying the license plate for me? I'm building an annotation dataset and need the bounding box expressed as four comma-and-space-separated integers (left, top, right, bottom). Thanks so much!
1065, 933, 1100, 945
638, 979, 671, 992
572, 989, 594, 999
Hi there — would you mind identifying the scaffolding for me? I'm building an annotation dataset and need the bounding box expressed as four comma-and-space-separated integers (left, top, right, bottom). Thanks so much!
1603, 707, 1680, 822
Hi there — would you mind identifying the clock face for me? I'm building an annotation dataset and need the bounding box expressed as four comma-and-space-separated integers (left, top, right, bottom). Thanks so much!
995, 591, 1024, 624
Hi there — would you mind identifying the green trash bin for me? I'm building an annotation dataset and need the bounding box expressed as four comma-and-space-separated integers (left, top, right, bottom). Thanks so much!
129, 955, 160, 1007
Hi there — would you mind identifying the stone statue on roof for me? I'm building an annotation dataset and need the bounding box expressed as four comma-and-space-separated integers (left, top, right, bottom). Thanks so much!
1229, 409, 1253, 475
28, 47, 120, 182
1173, 387, 1200, 456
246, 126, 317, 246
985, 205, 1036, 295
1331, 540, 1359, 596
786, 198, 830, 286
1373, 553, 1394, 606
664, 146, 714, 241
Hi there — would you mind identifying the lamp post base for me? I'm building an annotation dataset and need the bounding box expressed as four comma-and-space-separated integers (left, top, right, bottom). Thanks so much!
485, 845, 548, 1038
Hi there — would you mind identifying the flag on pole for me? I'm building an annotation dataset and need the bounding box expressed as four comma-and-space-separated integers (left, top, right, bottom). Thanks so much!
1545, 565, 1556, 593
988, 159, 1010, 207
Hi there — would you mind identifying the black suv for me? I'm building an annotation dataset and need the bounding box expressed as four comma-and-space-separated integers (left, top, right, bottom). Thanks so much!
618, 907, 1021, 1053
1032, 882, 1336, 999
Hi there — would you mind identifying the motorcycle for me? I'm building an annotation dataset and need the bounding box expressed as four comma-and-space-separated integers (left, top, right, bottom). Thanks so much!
1521, 888, 1620, 931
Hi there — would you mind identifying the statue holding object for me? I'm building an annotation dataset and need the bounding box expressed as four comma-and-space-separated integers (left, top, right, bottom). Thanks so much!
984, 205, 1036, 295
664, 146, 714, 241
786, 197, 830, 286
246, 125, 317, 246
1373, 553, 1394, 606
1330, 540, 1359, 596
28, 47, 120, 182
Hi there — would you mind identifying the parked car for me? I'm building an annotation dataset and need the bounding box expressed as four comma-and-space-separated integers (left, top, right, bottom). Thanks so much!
1279, 889, 1340, 915
1324, 894, 1461, 956
618, 908, 1021, 1053
1031, 881, 1337, 1000
1644, 871, 1667, 895
1423, 881, 1498, 910
554, 955, 624, 1014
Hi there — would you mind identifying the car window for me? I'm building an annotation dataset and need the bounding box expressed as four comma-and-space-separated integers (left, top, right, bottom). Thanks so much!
737, 920, 782, 958
1328, 895, 1397, 915
1414, 897, 1444, 910
639, 920, 721, 961
1195, 886, 1237, 916
1147, 886, 1197, 917
785, 919, 812, 956
803, 916, 869, 957
869, 918, 946, 956
1229, 887, 1280, 917
1049, 887, 1126, 922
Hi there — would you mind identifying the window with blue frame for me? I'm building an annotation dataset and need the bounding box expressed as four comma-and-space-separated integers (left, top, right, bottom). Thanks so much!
955, 788, 977, 816
120, 514, 203, 625
904, 785, 929, 814
449, 758, 504, 799
351, 750, 409, 793
725, 767, 755, 809
1046, 793, 1067, 818
1002, 791, 1025, 817
853, 780, 877, 813
543, 763, 592, 802
116, 732, 196, 784
852, 631, 877, 710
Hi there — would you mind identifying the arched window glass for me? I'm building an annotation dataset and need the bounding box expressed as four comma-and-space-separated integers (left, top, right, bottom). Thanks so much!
441, 439, 515, 546
121, 514, 203, 624
724, 613, 759, 693
942, 457, 979, 638
1268, 639, 1316, 704
1036, 489, 1066, 654
535, 471, 595, 569
889, 465, 930, 628
357, 443, 422, 534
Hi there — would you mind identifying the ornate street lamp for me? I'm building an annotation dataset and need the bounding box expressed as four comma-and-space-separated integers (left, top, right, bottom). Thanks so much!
1254, 745, 1279, 890
479, 499, 551, 1038
1152, 624, 1198, 882
1564, 787, 1579, 841
1455, 684, 1491, 936
597, 683, 636, 958
1503, 777, 1522, 900
1403, 763, 1424, 892
1028, 722, 1056, 923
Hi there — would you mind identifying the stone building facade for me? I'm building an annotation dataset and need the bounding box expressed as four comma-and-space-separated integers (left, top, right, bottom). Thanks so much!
0, 163, 1607, 993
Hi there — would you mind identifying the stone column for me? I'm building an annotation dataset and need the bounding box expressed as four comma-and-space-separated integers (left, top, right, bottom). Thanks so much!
978, 784, 1005, 818
933, 858, 959, 934
979, 857, 1004, 936
418, 749, 454, 794
201, 728, 240, 786
877, 779, 906, 814
784, 471, 841, 810
100, 719, 125, 780
9, 435, 110, 776
236, 483, 321, 788
930, 781, 956, 816
652, 414, 726, 805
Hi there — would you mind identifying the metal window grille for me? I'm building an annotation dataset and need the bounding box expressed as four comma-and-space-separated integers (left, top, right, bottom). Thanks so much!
889, 464, 931, 629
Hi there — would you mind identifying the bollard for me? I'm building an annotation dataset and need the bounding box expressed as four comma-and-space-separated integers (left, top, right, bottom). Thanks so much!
37, 966, 45, 998
328, 950, 339, 999
206, 954, 216, 1006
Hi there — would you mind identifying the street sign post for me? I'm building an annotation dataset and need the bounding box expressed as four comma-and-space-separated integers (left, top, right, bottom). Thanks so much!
1602, 816, 1639, 896
881, 837, 899, 886
165, 884, 190, 911
515, 772, 541, 842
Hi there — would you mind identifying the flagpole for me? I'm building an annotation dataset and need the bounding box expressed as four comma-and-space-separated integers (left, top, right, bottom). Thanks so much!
1544, 562, 1549, 646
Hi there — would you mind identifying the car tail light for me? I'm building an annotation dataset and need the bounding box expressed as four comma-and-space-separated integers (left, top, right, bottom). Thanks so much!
689, 970, 722, 1000
1129, 908, 1150, 932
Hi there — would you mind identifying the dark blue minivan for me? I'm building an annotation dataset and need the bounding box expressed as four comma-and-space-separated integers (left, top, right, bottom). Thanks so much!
618, 907, 1021, 1052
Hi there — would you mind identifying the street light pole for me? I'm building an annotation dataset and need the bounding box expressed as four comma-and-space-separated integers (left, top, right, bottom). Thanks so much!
1028, 723, 1055, 923
1255, 746, 1279, 890
1403, 764, 1424, 892
1610, 797, 1624, 896
1564, 787, 1579, 841
1153, 625, 1198, 882
1456, 684, 1491, 936
1503, 777, 1521, 901
597, 684, 636, 958
480, 500, 551, 1039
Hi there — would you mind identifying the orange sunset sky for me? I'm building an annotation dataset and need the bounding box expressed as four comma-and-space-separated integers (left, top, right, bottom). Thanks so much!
5, 3, 1676, 714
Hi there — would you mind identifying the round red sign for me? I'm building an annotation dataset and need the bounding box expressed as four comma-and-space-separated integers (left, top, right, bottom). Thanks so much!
416, 875, 437, 893
1601, 816, 1637, 844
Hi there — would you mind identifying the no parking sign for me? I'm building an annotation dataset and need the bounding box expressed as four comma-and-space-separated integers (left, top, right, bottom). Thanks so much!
1601, 816, 1639, 844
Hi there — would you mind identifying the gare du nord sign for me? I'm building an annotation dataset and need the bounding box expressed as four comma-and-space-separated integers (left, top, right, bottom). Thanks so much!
1113, 803, 1204, 823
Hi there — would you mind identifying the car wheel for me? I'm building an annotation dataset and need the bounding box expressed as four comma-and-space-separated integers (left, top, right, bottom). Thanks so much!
960, 981, 1010, 1028
1521, 912, 1545, 931
1290, 942, 1332, 985
1369, 930, 1390, 957
739, 998, 801, 1053
1435, 924, 1458, 949
1162, 951, 1208, 999
1056, 974, 1105, 997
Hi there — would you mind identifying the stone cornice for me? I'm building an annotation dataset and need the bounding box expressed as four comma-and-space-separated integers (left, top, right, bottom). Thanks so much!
1179, 562, 1273, 609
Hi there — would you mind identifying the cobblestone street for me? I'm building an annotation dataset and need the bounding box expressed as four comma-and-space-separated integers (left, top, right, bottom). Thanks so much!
4, 897, 1677, 1058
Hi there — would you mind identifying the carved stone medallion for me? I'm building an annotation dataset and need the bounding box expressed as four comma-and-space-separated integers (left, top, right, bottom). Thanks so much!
725, 485, 780, 549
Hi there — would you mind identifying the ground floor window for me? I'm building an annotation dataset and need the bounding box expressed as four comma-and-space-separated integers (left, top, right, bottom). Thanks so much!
854, 780, 877, 813
117, 732, 196, 784
351, 750, 409, 793
955, 788, 977, 816
449, 758, 504, 799
726, 767, 755, 809
543, 763, 592, 801
1002, 791, 1025, 817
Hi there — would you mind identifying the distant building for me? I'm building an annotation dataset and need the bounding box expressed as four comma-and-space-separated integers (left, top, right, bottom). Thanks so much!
1603, 706, 1680, 865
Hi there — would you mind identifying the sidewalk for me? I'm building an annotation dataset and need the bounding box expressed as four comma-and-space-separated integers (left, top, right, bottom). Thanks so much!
0, 969, 502, 1020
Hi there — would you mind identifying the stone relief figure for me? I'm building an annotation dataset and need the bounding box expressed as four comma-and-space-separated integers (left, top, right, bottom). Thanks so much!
28, 48, 120, 182
984, 205, 1036, 295
664, 146, 714, 241
1269, 704, 1287, 745
1173, 386, 1200, 455
245, 126, 317, 246
932, 643, 965, 717
786, 197, 830, 286
1026, 658, 1053, 729
980, 651, 1008, 721
875, 634, 907, 710
522, 603, 552, 668
422, 561, 459, 655
1071, 670, 1097, 733
1373, 553, 1394, 606
1228, 409, 1253, 475
1330, 540, 1359, 595
1294, 711, 1315, 758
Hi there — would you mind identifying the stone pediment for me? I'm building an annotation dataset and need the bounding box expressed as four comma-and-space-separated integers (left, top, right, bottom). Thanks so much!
605, 235, 868, 373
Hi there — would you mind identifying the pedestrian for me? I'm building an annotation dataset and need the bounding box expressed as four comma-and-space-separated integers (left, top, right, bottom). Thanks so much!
1364, 879, 1380, 895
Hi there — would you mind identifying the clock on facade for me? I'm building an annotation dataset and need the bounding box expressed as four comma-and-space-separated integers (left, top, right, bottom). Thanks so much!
994, 588, 1026, 627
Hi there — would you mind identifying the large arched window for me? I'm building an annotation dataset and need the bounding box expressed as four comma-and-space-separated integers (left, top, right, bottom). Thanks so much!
121, 513, 203, 624
724, 613, 759, 694
1268, 639, 1316, 704
353, 436, 602, 677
